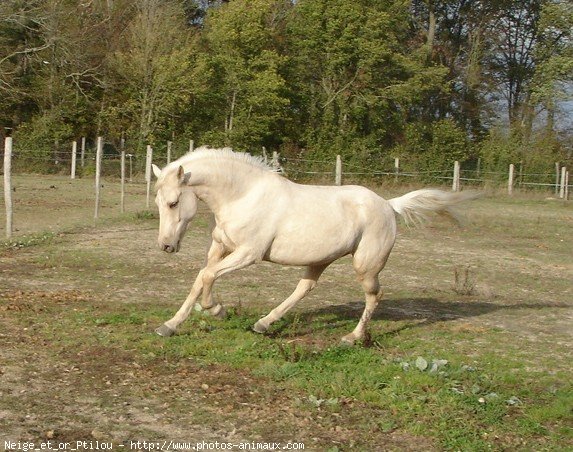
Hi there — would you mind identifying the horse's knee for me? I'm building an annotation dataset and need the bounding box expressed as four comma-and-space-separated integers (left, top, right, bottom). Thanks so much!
202, 269, 215, 287
359, 276, 380, 295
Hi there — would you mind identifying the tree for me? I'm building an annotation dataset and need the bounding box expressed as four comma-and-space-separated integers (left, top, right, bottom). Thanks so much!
288, 0, 449, 160
409, 0, 502, 138
529, 0, 573, 134
191, 0, 292, 150
0, 0, 53, 131
2, 0, 111, 158
486, 0, 542, 127
106, 0, 194, 151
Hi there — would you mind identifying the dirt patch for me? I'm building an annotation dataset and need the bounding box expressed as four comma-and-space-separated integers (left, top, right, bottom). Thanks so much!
0, 288, 435, 450
1, 184, 571, 449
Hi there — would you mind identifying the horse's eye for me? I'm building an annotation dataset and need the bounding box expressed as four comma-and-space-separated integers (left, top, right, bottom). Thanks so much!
168, 201, 179, 209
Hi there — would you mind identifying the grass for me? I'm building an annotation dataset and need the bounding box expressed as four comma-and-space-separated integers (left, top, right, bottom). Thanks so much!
19, 296, 568, 450
1, 231, 56, 250
1, 175, 572, 449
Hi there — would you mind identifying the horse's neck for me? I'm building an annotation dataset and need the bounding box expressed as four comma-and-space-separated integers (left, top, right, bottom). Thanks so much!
190, 160, 257, 214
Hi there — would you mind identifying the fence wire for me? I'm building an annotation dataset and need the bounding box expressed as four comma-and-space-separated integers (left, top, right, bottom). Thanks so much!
1, 147, 571, 192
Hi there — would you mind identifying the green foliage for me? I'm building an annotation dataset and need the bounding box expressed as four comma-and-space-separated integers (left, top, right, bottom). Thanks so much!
396, 119, 471, 175
287, 0, 450, 160
12, 112, 74, 172
479, 128, 566, 179
190, 0, 291, 151
530, 1, 573, 109
104, 0, 194, 154
1, 0, 571, 173
479, 130, 520, 175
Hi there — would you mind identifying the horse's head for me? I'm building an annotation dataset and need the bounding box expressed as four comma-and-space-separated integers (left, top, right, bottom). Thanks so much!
152, 164, 196, 253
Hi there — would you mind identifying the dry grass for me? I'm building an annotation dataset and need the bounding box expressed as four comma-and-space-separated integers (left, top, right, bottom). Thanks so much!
1, 174, 572, 450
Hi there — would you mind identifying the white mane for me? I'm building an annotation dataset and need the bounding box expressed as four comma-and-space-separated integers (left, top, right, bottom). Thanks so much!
167, 146, 277, 174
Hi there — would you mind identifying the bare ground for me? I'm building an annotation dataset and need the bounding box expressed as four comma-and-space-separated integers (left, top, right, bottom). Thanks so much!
1, 225, 438, 450
1, 175, 572, 449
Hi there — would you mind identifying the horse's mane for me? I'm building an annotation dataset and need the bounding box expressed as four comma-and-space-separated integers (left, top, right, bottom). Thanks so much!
155, 146, 281, 189
173, 146, 278, 173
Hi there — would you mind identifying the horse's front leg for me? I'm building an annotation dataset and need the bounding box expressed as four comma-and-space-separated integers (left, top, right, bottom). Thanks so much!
199, 247, 258, 317
156, 241, 227, 337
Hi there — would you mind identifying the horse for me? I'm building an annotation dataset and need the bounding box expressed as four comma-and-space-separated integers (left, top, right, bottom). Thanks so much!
151, 147, 477, 345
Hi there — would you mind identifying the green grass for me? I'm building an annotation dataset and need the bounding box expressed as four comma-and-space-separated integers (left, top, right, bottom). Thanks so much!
1, 231, 56, 250
1, 177, 571, 449
32, 300, 569, 451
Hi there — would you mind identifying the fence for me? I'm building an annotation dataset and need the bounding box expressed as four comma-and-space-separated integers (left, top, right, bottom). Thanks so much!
1, 137, 571, 239
284, 154, 571, 194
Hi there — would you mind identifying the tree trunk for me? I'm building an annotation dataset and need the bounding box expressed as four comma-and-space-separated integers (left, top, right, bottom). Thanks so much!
227, 90, 236, 132
427, 6, 436, 58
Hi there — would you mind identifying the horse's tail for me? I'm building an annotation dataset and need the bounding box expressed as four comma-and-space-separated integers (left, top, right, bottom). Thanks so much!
388, 189, 480, 226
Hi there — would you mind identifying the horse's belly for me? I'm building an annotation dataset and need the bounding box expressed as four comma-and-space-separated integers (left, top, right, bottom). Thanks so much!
264, 230, 356, 266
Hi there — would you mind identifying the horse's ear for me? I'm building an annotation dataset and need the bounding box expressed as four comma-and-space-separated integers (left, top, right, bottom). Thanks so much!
177, 165, 191, 185
152, 164, 162, 179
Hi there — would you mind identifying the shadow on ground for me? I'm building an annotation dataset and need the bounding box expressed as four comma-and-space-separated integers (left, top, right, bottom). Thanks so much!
266, 297, 568, 338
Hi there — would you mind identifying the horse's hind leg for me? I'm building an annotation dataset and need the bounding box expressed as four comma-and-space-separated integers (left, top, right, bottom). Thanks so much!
341, 236, 393, 345
253, 264, 327, 334
340, 273, 383, 346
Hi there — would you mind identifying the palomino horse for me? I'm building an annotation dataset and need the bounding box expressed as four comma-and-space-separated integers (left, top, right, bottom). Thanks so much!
152, 147, 476, 345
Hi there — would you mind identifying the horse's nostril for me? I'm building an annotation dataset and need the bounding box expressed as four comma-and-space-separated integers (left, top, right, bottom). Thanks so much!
163, 244, 173, 253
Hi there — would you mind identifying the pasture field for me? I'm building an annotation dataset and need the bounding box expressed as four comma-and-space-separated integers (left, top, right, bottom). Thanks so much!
1, 174, 572, 451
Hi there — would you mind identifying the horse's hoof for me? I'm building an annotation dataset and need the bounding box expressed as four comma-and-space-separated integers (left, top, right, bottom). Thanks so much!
155, 324, 176, 337
208, 304, 227, 319
252, 320, 268, 334
213, 307, 227, 319
340, 334, 357, 346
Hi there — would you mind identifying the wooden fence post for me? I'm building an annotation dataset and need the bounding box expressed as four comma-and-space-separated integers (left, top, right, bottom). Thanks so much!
555, 162, 560, 195
127, 154, 133, 182
452, 161, 460, 192
560, 166, 567, 199
262, 146, 268, 163
120, 150, 126, 214
335, 155, 342, 186
508, 163, 515, 196
167, 141, 172, 164
81, 136, 86, 168
394, 157, 400, 182
564, 171, 569, 201
145, 145, 153, 209
4, 137, 13, 239
70, 141, 77, 179
189, 140, 194, 153
94, 136, 103, 219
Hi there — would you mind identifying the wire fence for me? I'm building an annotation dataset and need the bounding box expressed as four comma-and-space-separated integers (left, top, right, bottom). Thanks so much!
1, 141, 571, 192
283, 156, 570, 193
1, 137, 571, 240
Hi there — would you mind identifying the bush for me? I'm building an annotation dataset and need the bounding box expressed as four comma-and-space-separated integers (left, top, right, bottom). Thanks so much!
10, 112, 76, 174
479, 128, 567, 183
395, 119, 472, 180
